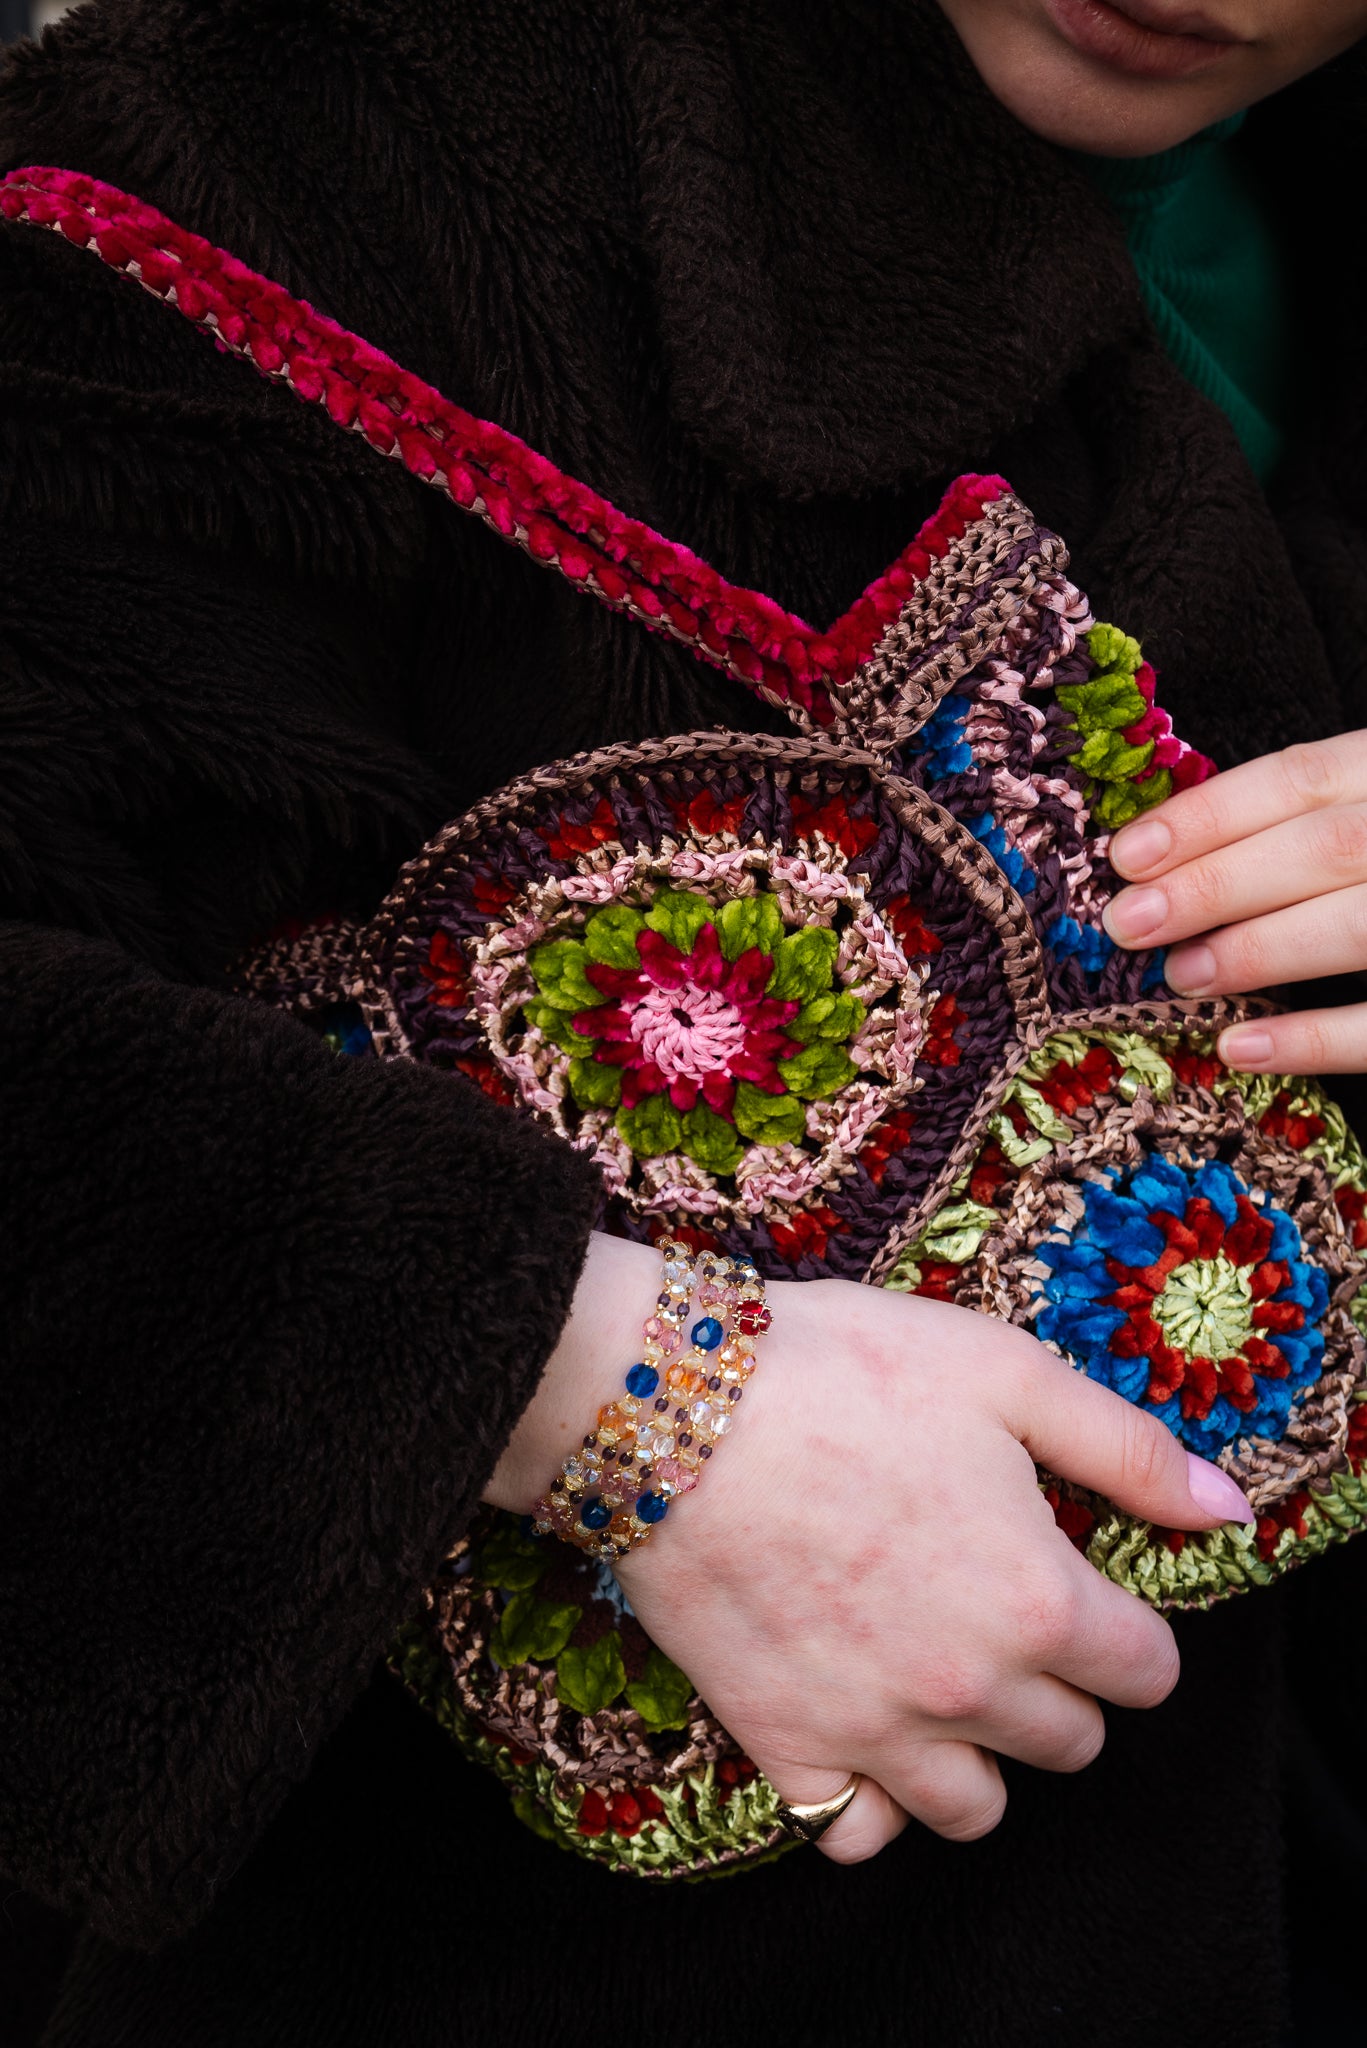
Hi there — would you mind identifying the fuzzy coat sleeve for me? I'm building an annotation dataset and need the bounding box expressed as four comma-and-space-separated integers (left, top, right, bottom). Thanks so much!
0, 72, 602, 1955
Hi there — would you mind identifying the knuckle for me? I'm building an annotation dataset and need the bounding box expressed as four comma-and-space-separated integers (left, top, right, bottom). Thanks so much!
1171, 786, 1215, 847
1280, 741, 1339, 812
1130, 1627, 1182, 1710
1221, 919, 1269, 988
1291, 1012, 1333, 1070
1314, 806, 1367, 880
1178, 858, 1228, 926
916, 1657, 996, 1727
1174, 785, 1234, 864
1118, 1406, 1172, 1501
894, 1745, 1007, 1841
1050, 1712, 1107, 1775
1015, 1571, 1083, 1667
999, 1332, 1051, 1415
837, 1699, 902, 1757
817, 1801, 902, 1867
931, 1784, 1008, 1844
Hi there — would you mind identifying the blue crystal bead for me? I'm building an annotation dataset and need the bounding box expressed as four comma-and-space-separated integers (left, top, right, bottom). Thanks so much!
625, 1362, 659, 1397
691, 1316, 724, 1351
635, 1490, 668, 1524
579, 1496, 612, 1530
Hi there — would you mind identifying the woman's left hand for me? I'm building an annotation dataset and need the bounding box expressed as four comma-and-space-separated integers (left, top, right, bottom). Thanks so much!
1103, 733, 1367, 1073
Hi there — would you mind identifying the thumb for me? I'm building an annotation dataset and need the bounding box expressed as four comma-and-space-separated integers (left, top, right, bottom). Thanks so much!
1012, 1350, 1256, 1531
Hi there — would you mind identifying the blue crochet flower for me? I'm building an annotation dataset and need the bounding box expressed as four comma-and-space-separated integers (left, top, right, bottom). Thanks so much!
1035, 1155, 1327, 1456
969, 812, 1034, 894
1044, 913, 1115, 978
919, 694, 973, 781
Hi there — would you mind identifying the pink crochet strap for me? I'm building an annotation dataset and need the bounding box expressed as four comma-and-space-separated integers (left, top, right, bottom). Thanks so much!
0, 164, 1011, 731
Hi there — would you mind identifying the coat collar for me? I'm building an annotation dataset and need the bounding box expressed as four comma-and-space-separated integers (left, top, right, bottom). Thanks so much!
621, 0, 1144, 498
622, 0, 1367, 502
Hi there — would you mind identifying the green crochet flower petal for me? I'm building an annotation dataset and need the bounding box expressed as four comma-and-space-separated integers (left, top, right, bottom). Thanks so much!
913, 1195, 1000, 1265
680, 1104, 746, 1175
733, 1082, 808, 1147
1085, 622, 1142, 675
644, 887, 713, 954
1093, 768, 1172, 829
1055, 674, 1148, 733
528, 937, 601, 1012
624, 1647, 694, 1732
476, 1518, 550, 1593
776, 1042, 858, 1101
714, 891, 784, 963
788, 990, 863, 1043
583, 901, 647, 970
766, 926, 838, 1003
490, 1590, 581, 1668
616, 1095, 684, 1157
569, 1056, 623, 1108
526, 999, 598, 1054
1074, 729, 1155, 782
554, 1631, 628, 1716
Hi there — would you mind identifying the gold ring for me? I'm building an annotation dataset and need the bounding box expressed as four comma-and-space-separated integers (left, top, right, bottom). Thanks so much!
774, 1771, 862, 1844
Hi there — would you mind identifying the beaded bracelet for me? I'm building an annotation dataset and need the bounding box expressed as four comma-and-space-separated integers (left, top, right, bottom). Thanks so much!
531, 1240, 772, 1561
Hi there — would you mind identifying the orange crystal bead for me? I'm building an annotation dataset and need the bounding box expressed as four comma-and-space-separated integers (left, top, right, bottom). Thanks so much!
596, 1402, 637, 1446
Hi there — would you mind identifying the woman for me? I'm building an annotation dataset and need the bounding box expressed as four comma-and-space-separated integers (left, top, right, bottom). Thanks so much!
2, 1, 1366, 2042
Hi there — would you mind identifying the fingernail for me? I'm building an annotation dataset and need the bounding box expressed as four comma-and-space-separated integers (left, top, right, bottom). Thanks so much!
1185, 1452, 1256, 1526
1102, 886, 1167, 945
1164, 942, 1217, 995
1110, 816, 1171, 876
1219, 1027, 1275, 1068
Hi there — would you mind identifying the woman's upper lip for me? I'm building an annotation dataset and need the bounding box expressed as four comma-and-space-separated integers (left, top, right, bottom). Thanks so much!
1105, 0, 1246, 41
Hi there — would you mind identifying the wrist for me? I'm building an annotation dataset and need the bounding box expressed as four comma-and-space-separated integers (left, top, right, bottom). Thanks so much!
483, 1231, 660, 1513
613, 1273, 815, 1597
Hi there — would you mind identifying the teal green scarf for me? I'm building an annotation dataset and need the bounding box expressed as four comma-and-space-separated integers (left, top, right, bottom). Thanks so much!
1080, 114, 1291, 483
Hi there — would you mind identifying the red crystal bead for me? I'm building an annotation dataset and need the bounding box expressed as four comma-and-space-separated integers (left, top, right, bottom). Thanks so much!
736, 1301, 772, 1337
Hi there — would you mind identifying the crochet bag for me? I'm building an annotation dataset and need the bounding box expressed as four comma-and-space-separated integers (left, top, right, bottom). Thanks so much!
10, 166, 1367, 1881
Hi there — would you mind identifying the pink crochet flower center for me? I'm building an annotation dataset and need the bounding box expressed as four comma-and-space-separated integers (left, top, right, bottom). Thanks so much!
629, 981, 747, 1081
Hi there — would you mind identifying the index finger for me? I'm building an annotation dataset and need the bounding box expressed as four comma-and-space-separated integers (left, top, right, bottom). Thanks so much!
1108, 735, 1367, 880
1048, 1549, 1181, 1710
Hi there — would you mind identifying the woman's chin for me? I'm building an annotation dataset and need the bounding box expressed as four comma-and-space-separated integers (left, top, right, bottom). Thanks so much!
986, 68, 1241, 155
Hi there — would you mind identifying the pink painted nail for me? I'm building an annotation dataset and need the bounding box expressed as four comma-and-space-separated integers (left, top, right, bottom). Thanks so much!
1164, 942, 1217, 995
1184, 1453, 1255, 1526
1110, 816, 1171, 876
1220, 1028, 1274, 1067
1102, 886, 1167, 944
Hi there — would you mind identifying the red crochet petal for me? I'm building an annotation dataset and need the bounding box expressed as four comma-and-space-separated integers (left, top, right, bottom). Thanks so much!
634, 929, 691, 991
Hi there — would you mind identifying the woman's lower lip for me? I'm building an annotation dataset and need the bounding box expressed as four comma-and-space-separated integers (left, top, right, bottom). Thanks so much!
1042, 0, 1239, 79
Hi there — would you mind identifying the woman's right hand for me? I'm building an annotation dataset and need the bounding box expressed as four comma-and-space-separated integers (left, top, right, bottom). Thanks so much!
488, 1233, 1255, 1863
